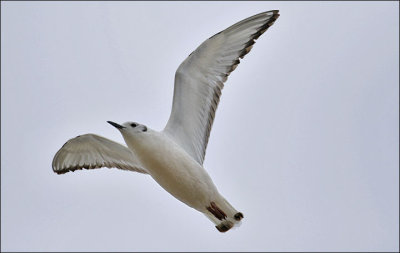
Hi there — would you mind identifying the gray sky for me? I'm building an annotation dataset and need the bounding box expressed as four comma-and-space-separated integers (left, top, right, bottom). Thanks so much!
1, 1, 399, 252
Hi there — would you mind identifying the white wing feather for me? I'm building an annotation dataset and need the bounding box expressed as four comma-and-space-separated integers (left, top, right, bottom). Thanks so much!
52, 134, 148, 174
164, 10, 280, 164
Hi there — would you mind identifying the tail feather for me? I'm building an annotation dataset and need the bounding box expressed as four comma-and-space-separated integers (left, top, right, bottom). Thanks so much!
204, 198, 244, 233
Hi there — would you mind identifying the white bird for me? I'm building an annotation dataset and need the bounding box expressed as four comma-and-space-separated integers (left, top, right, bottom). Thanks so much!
52, 10, 280, 232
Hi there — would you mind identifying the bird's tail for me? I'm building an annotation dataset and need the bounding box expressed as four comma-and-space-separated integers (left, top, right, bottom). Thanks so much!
204, 196, 244, 233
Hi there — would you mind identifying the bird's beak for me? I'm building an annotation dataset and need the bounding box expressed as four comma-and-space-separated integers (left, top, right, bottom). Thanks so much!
107, 121, 125, 129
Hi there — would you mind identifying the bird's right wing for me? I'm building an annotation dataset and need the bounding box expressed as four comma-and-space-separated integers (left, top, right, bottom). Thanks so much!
164, 11, 279, 165
52, 134, 148, 175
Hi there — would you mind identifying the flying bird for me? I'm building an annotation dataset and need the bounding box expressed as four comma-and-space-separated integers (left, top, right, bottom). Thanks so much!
52, 10, 280, 232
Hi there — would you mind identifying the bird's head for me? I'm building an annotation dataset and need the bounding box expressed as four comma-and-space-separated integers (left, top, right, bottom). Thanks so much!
107, 121, 148, 136
107, 121, 150, 153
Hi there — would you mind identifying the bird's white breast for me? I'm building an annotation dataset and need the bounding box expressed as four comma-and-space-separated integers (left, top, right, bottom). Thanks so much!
124, 131, 218, 211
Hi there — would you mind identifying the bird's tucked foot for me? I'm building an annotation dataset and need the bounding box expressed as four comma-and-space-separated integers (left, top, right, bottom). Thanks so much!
234, 212, 244, 221
215, 220, 234, 233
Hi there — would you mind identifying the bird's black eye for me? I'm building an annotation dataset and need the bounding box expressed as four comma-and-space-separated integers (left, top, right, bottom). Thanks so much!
130, 123, 137, 128
143, 126, 147, 132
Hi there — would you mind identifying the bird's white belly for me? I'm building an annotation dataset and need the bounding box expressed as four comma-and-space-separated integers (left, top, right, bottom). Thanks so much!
129, 134, 218, 211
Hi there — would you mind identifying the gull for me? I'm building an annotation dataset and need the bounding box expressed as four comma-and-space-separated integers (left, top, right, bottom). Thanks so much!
52, 10, 279, 232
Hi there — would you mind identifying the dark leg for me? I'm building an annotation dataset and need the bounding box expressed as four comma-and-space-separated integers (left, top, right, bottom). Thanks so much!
206, 201, 227, 221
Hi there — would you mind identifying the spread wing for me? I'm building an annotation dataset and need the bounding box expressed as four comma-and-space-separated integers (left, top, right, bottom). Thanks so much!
163, 10, 280, 164
52, 134, 148, 174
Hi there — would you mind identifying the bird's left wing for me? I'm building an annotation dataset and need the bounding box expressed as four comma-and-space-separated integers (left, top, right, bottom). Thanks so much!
52, 134, 148, 174
163, 11, 279, 165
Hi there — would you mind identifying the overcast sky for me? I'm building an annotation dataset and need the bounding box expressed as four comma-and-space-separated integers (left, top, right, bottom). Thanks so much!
1, 1, 399, 252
